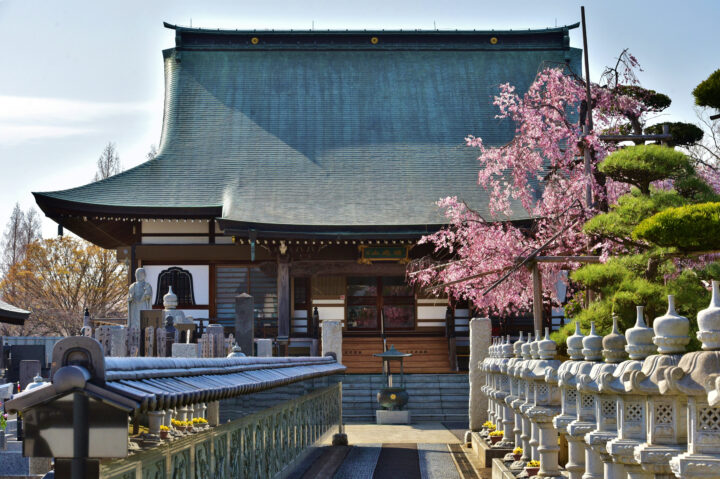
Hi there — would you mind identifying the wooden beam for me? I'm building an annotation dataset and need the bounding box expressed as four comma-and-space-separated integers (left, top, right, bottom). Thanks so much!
277, 256, 290, 340
531, 262, 543, 333
535, 256, 600, 263
598, 133, 672, 142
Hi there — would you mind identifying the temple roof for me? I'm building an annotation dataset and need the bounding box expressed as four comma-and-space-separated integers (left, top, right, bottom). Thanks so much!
0, 299, 30, 325
34, 24, 581, 247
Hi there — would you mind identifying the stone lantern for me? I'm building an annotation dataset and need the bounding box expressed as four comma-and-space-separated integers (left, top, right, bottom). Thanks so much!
605, 306, 656, 479
519, 333, 541, 462
526, 328, 563, 478
505, 332, 526, 449
632, 295, 688, 478
526, 331, 543, 460
585, 315, 628, 479
554, 322, 585, 479
566, 322, 603, 479
665, 281, 720, 478
493, 336, 515, 447
510, 332, 534, 465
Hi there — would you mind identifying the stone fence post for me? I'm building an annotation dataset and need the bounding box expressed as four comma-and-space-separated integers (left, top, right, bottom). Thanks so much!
467, 317, 491, 439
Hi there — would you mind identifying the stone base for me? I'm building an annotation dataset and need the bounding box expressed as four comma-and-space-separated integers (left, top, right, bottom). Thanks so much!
376, 410, 410, 424
332, 433, 348, 446
670, 452, 720, 478
471, 432, 513, 468
492, 458, 518, 479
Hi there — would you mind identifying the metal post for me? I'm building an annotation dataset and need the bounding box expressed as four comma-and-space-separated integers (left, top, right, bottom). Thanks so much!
72, 392, 89, 479
531, 262, 543, 333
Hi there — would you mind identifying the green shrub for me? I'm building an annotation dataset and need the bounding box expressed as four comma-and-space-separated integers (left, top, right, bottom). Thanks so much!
634, 202, 720, 251
693, 69, 720, 110
599, 145, 691, 194
644, 122, 704, 147
583, 190, 688, 239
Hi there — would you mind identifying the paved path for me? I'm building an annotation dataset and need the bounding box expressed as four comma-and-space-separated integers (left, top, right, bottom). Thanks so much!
288, 423, 490, 479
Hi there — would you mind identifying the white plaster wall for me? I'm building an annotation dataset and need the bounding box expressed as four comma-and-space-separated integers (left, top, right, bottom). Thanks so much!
142, 265, 210, 305
141, 236, 209, 244
141, 221, 209, 234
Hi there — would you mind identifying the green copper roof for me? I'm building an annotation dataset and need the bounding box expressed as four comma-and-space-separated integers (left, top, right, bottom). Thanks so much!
35, 25, 581, 239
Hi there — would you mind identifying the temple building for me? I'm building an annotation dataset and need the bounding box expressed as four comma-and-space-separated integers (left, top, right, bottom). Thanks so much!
33, 23, 581, 373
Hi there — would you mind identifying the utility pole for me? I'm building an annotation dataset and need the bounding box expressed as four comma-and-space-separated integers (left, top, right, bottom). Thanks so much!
581, 6, 593, 209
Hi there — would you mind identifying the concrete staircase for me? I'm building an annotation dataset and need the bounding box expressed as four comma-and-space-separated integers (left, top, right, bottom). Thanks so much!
342, 373, 469, 423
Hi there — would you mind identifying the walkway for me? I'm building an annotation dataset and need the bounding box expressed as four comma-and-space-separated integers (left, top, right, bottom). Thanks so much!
287, 423, 490, 479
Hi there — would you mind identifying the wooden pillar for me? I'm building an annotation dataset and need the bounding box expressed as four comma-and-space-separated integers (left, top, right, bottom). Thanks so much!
531, 261, 543, 333
277, 256, 290, 341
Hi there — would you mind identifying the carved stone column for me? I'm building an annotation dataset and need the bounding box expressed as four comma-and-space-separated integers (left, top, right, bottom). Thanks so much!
667, 282, 720, 478
495, 336, 516, 447
633, 295, 689, 479
586, 315, 627, 479
505, 332, 526, 450
519, 333, 540, 461
509, 333, 530, 471
567, 322, 603, 479
526, 328, 563, 478
606, 306, 656, 479
554, 322, 586, 479
575, 322, 610, 479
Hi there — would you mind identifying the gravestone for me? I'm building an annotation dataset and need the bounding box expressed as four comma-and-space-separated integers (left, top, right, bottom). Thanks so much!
144, 328, 155, 357
255, 338, 273, 357
6, 346, 44, 385
127, 328, 140, 357
18, 360, 41, 391
156, 328, 167, 357
109, 327, 128, 357
206, 324, 225, 357
320, 319, 342, 364
94, 327, 112, 355
172, 343, 199, 358
234, 293, 254, 358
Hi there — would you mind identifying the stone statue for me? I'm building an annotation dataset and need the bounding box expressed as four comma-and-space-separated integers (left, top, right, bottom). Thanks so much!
128, 267, 153, 329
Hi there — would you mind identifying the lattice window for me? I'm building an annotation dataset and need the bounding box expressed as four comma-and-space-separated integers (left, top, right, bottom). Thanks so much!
655, 403, 673, 425
699, 407, 720, 432
566, 389, 577, 404
582, 394, 594, 409
625, 403, 642, 423
602, 400, 616, 419
154, 267, 196, 306
537, 384, 549, 397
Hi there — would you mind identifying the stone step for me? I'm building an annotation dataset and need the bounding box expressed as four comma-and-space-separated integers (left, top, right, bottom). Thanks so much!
0, 450, 29, 476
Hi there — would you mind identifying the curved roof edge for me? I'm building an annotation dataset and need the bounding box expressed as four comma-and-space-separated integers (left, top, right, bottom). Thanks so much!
163, 21, 580, 36
0, 299, 30, 326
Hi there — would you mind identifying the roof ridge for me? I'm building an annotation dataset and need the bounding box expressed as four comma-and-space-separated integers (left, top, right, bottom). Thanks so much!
163, 21, 580, 36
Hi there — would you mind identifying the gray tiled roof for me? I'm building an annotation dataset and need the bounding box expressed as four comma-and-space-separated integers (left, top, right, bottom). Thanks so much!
36, 27, 582, 232
0, 299, 30, 325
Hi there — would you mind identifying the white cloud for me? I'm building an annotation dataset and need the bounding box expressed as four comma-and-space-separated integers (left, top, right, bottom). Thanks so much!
0, 96, 154, 144
0, 96, 153, 123
0, 124, 94, 144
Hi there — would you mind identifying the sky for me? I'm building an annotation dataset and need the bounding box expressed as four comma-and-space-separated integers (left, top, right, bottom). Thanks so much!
0, 0, 718, 239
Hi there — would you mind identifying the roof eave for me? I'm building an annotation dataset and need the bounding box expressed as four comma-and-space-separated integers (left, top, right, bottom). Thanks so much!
217, 218, 445, 240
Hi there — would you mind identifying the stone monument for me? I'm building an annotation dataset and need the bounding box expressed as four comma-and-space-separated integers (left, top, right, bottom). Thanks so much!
128, 267, 152, 330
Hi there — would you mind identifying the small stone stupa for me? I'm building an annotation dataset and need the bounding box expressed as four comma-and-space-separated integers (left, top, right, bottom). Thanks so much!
566, 322, 585, 361
625, 306, 656, 360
